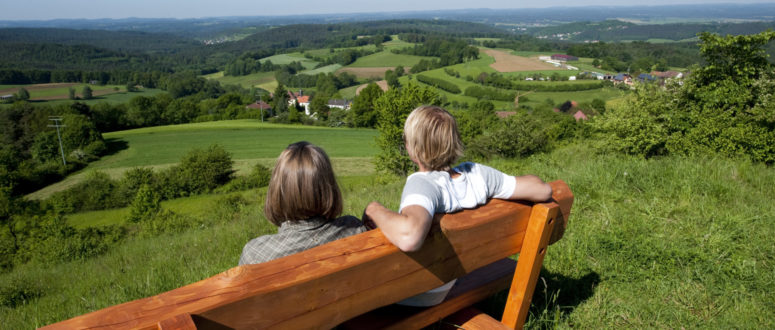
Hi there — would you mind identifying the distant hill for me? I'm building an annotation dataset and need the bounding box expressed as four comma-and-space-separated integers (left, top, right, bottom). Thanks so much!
1, 3, 773, 39
0, 28, 199, 53
529, 20, 775, 42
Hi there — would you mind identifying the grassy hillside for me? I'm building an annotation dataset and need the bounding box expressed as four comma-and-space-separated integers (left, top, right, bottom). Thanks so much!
348, 51, 434, 67
3, 143, 773, 328
26, 120, 378, 200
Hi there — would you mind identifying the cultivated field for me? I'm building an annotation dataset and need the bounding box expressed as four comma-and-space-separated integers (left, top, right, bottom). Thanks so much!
482, 48, 563, 72
354, 80, 389, 95
202, 71, 276, 89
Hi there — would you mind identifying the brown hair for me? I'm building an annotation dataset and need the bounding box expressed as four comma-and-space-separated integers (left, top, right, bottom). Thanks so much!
404, 105, 464, 171
264, 141, 342, 225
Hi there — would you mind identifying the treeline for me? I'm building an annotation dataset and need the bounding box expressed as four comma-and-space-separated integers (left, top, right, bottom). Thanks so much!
531, 19, 775, 43
415, 74, 461, 94
470, 72, 605, 92
395, 37, 479, 67
275, 71, 358, 94
0, 28, 200, 53
0, 68, 166, 86
565, 41, 699, 72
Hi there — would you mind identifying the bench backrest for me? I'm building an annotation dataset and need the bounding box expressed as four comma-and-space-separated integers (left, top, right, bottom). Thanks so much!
43, 180, 573, 329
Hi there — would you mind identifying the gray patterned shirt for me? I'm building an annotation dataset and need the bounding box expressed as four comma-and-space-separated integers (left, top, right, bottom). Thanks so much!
239, 216, 367, 265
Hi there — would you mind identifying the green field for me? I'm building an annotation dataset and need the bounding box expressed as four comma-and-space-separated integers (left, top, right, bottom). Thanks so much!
348, 51, 435, 67
260, 53, 319, 69
1, 87, 165, 108
202, 71, 275, 89
26, 120, 379, 200
301, 64, 342, 75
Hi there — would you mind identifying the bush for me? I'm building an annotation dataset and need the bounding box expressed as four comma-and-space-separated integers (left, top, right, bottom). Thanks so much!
176, 144, 234, 194
467, 113, 549, 159
48, 171, 121, 213
127, 184, 161, 223
219, 163, 271, 192
464, 86, 515, 102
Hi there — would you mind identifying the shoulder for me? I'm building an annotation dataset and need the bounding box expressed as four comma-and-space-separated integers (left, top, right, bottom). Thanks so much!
239, 235, 276, 265
330, 215, 368, 234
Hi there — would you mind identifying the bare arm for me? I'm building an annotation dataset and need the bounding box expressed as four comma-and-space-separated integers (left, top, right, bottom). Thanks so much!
363, 202, 432, 252
510, 175, 553, 202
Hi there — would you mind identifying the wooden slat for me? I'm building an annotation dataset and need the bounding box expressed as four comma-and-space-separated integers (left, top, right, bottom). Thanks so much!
340, 258, 516, 330
43, 180, 572, 330
441, 306, 510, 330
501, 203, 558, 329
156, 313, 197, 330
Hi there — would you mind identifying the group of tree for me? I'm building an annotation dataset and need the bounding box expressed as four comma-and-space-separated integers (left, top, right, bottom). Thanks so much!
594, 30, 775, 164
393, 37, 480, 73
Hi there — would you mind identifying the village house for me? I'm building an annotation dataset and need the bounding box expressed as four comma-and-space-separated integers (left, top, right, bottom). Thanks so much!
327, 99, 351, 110
551, 54, 579, 62
246, 100, 272, 112
637, 73, 657, 83
286, 90, 311, 115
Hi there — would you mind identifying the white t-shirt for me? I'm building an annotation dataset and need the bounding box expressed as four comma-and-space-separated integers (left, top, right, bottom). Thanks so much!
396, 162, 516, 306
400, 162, 516, 215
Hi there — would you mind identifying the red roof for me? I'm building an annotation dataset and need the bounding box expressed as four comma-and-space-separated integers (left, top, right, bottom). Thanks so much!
247, 101, 272, 110
296, 96, 310, 103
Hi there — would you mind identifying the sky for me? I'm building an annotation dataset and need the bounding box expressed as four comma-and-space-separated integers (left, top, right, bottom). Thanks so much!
2, 0, 775, 21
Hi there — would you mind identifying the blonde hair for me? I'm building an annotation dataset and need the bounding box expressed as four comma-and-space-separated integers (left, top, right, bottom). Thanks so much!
404, 105, 463, 171
264, 141, 342, 225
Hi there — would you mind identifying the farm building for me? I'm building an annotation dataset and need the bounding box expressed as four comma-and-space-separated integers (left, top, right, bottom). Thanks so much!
651, 71, 683, 79
637, 73, 657, 83
551, 54, 578, 62
328, 99, 351, 110
1, 94, 13, 101
246, 101, 272, 116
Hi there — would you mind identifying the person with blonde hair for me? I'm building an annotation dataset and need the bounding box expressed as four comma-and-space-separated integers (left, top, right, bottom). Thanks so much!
363, 105, 553, 306
240, 141, 366, 264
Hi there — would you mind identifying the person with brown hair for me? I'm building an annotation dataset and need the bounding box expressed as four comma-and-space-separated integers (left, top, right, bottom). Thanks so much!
239, 141, 366, 265
363, 105, 553, 306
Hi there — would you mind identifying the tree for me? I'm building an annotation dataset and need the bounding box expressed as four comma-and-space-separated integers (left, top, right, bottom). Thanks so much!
16, 88, 29, 101
309, 94, 330, 121
348, 83, 383, 128
81, 85, 93, 100
594, 30, 775, 164
68, 87, 76, 100
126, 81, 138, 92
127, 184, 161, 223
272, 84, 289, 115
374, 81, 440, 176
385, 70, 400, 89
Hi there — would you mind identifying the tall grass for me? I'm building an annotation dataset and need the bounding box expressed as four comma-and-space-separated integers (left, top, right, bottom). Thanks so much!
3, 144, 773, 328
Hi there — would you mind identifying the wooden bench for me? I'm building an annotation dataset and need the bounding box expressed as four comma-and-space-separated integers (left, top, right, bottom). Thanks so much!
42, 180, 573, 330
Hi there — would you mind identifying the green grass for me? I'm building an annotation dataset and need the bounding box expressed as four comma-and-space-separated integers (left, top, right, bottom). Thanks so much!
4, 144, 774, 328
348, 51, 435, 68
260, 53, 319, 69
1, 89, 166, 108
202, 71, 275, 89
26, 120, 378, 200
301, 64, 342, 75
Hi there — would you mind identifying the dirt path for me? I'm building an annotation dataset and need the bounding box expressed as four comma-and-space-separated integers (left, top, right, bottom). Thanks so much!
482, 49, 559, 72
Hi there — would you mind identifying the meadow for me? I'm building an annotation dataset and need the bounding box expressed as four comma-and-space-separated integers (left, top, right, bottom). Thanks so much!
3, 141, 773, 329
26, 120, 378, 200
0, 85, 165, 107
